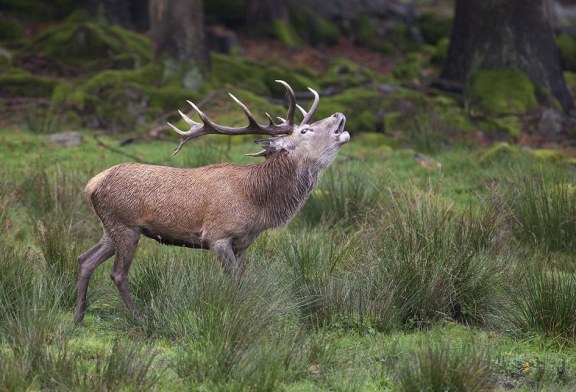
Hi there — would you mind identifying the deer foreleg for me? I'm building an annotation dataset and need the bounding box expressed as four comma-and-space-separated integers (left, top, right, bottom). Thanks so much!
211, 239, 243, 276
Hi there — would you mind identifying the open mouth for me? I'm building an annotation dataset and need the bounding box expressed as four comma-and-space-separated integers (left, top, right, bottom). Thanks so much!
334, 115, 346, 135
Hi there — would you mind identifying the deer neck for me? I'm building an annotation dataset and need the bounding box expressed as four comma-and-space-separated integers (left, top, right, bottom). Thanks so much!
246, 151, 318, 227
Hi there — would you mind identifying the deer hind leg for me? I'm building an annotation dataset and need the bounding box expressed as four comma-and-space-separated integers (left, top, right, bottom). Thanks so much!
109, 226, 141, 317
75, 232, 115, 323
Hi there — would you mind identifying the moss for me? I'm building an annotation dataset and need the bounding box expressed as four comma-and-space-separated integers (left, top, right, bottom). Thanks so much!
262, 66, 319, 96
467, 69, 538, 115
417, 13, 452, 45
557, 34, 576, 72
352, 16, 395, 54
314, 87, 381, 132
393, 52, 427, 81
0, 68, 60, 97
433, 96, 475, 132
323, 57, 387, 87
210, 53, 270, 95
22, 13, 151, 75
528, 149, 576, 165
430, 38, 449, 67
288, 3, 340, 47
271, 20, 301, 47
51, 64, 173, 131
477, 142, 521, 164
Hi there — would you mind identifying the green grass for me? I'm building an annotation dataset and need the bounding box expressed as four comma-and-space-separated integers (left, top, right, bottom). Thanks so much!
2, 128, 576, 390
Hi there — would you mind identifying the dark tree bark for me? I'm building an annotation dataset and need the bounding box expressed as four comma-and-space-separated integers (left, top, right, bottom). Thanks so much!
438, 0, 573, 111
245, 0, 288, 26
74, 0, 149, 30
149, 0, 209, 86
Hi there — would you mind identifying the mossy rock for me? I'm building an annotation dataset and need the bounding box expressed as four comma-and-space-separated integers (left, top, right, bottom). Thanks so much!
528, 148, 576, 165
433, 97, 475, 132
467, 69, 538, 115
417, 13, 452, 45
477, 142, 521, 164
314, 87, 381, 132
262, 66, 319, 97
210, 53, 270, 95
51, 64, 192, 131
289, 3, 340, 47
557, 33, 576, 72
393, 52, 427, 81
21, 12, 151, 75
0, 68, 60, 97
322, 57, 387, 88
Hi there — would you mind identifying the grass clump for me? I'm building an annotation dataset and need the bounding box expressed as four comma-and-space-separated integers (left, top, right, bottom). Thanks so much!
371, 185, 507, 328
397, 341, 494, 392
510, 264, 576, 343
508, 169, 576, 253
299, 163, 380, 227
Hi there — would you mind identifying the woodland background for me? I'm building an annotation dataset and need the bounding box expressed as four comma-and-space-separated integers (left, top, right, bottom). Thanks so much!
1, 1, 576, 391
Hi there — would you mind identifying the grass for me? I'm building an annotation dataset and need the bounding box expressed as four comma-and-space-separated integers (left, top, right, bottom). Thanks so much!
2, 128, 576, 390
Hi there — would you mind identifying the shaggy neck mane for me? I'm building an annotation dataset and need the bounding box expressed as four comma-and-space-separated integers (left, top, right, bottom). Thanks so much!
245, 151, 318, 227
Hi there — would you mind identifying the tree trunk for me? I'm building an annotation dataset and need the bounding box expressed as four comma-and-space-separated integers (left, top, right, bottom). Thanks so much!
245, 0, 288, 27
149, 0, 209, 87
438, 0, 573, 111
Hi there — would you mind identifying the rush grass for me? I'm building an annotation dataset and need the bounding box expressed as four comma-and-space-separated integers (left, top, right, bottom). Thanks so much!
1, 130, 576, 390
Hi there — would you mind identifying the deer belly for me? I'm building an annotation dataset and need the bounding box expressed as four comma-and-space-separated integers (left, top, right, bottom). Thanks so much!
140, 226, 206, 249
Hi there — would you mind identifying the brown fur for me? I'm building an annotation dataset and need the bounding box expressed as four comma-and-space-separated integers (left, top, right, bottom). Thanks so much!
75, 106, 349, 323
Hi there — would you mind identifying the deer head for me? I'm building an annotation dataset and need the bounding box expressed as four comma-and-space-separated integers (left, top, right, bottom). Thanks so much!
167, 80, 350, 167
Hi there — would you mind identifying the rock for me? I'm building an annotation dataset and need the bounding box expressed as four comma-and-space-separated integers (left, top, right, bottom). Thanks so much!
538, 108, 564, 135
47, 131, 84, 147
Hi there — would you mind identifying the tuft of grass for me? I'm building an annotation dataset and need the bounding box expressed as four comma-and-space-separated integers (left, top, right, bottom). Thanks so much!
299, 163, 380, 227
510, 264, 576, 343
278, 227, 366, 329
397, 341, 494, 392
509, 169, 576, 253
370, 185, 507, 328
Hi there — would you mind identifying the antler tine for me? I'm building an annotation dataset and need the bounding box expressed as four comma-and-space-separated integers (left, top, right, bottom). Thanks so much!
229, 93, 260, 128
301, 87, 320, 124
296, 104, 307, 119
168, 83, 298, 155
275, 80, 296, 125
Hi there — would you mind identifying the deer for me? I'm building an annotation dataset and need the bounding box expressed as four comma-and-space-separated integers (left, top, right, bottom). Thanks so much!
75, 80, 350, 323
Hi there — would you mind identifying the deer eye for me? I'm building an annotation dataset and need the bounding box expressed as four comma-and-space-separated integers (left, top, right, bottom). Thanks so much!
301, 128, 311, 134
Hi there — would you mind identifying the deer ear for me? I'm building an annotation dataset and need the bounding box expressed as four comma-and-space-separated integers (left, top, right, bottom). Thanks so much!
254, 136, 293, 154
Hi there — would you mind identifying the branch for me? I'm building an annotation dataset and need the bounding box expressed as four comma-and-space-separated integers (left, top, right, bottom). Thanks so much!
94, 135, 155, 165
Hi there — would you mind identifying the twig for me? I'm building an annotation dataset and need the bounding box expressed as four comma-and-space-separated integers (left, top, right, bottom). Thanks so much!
94, 135, 156, 164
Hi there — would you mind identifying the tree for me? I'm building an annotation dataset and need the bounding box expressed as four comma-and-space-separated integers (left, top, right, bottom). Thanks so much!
245, 0, 288, 27
149, 0, 209, 88
437, 0, 573, 112
74, 0, 149, 30
244, 0, 297, 45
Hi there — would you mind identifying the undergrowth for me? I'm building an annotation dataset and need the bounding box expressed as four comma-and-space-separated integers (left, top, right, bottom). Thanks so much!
1, 136, 576, 390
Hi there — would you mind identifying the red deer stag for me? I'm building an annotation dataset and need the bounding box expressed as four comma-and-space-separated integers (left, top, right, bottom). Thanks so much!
75, 80, 350, 323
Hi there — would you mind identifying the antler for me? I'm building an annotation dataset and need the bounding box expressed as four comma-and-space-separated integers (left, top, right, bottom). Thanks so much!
297, 87, 320, 125
168, 80, 297, 155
